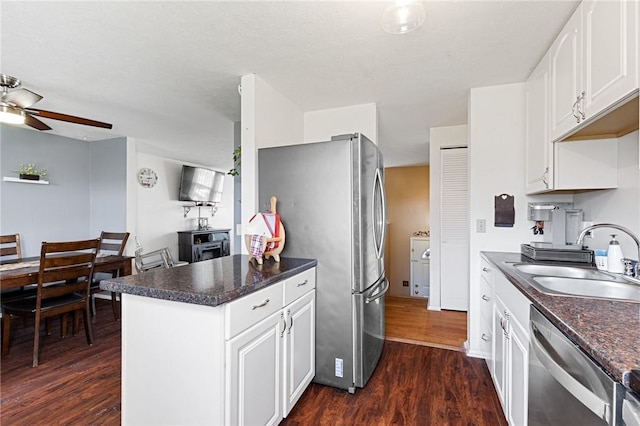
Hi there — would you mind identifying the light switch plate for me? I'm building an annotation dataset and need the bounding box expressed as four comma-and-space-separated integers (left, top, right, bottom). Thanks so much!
477, 219, 486, 233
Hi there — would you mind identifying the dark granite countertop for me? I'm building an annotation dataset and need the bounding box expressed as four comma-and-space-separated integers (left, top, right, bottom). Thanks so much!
482, 251, 640, 389
100, 255, 317, 307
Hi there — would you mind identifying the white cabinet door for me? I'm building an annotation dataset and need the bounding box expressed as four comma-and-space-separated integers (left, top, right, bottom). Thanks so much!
582, 0, 638, 119
492, 301, 508, 411
283, 290, 316, 416
526, 53, 552, 194
550, 3, 583, 141
508, 319, 529, 426
226, 310, 284, 426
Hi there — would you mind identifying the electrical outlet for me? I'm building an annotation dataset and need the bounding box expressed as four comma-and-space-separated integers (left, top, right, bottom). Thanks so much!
403, 280, 409, 287
335, 358, 343, 378
477, 219, 487, 233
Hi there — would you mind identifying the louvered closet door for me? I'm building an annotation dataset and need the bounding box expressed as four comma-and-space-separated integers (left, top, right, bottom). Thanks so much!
440, 147, 469, 311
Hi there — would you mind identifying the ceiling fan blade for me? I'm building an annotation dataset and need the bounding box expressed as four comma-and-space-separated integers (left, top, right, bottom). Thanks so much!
26, 108, 113, 129
1, 88, 43, 109
24, 113, 52, 131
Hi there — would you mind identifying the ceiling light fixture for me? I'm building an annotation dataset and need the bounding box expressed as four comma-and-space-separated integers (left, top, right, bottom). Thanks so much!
0, 104, 25, 125
382, 0, 426, 35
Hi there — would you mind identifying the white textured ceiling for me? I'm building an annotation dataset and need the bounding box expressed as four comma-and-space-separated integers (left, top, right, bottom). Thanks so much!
1, 1, 579, 169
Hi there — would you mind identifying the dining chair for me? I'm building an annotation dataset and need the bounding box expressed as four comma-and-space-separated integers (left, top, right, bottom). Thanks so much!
0, 233, 36, 303
1, 238, 100, 367
90, 231, 130, 320
0, 233, 22, 260
133, 236, 175, 273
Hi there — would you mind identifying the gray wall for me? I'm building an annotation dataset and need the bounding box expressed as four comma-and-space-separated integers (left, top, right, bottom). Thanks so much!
0, 124, 127, 257
89, 138, 127, 237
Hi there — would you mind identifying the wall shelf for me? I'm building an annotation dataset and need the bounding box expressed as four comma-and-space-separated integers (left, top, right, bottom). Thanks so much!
3, 176, 49, 185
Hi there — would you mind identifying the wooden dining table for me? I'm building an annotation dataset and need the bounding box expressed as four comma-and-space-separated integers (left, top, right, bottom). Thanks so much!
0, 255, 133, 290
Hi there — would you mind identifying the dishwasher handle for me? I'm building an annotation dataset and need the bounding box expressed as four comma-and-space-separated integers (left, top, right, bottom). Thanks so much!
530, 322, 610, 421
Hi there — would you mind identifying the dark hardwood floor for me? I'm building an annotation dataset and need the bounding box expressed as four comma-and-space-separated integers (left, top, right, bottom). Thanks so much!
282, 341, 506, 426
1, 300, 122, 425
1, 299, 505, 425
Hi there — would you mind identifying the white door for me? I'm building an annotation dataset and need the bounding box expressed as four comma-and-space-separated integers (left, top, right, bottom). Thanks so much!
440, 147, 469, 311
282, 291, 316, 417
410, 237, 430, 298
226, 310, 283, 426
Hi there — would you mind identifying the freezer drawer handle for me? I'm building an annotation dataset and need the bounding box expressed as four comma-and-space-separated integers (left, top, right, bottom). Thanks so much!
530, 321, 610, 421
296, 279, 308, 287
252, 298, 270, 310
365, 278, 389, 304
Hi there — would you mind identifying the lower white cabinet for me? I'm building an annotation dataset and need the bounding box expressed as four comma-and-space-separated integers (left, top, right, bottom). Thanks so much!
121, 267, 316, 426
490, 270, 531, 426
226, 289, 316, 425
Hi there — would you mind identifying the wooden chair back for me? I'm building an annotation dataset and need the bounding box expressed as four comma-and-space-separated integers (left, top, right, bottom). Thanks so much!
38, 239, 100, 303
98, 232, 130, 256
0, 234, 22, 261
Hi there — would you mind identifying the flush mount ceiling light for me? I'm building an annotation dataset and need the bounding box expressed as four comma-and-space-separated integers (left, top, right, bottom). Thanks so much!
382, 0, 426, 35
0, 104, 25, 125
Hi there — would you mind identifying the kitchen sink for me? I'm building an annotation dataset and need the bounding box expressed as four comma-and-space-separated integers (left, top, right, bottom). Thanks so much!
513, 263, 615, 280
531, 276, 640, 303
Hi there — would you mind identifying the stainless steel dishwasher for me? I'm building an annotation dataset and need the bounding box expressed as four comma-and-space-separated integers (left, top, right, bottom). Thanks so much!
528, 306, 625, 425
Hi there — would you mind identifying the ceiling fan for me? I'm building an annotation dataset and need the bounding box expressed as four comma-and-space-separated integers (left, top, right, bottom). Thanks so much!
0, 74, 112, 131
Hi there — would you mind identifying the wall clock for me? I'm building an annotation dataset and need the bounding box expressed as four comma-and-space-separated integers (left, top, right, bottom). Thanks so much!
137, 168, 158, 188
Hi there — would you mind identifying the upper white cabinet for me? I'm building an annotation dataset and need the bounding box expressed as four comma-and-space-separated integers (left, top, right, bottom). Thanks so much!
526, 53, 553, 193
526, 52, 619, 194
550, 0, 639, 142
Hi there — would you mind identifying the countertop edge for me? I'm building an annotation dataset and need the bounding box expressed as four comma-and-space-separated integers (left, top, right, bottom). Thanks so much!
100, 256, 317, 308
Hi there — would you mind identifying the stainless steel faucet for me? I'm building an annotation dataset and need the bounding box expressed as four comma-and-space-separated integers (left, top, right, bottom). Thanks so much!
576, 223, 640, 283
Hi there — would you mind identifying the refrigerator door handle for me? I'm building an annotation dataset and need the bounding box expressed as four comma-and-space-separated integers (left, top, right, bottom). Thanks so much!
365, 277, 389, 304
372, 168, 387, 260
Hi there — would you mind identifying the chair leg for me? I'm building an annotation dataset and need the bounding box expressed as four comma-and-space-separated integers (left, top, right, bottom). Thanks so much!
32, 313, 41, 367
111, 291, 120, 320
46, 318, 53, 336
73, 311, 81, 336
91, 294, 97, 317
60, 314, 68, 338
2, 314, 12, 357
83, 305, 94, 345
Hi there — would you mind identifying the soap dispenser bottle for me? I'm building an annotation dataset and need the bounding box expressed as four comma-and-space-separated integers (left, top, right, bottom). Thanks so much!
607, 234, 625, 273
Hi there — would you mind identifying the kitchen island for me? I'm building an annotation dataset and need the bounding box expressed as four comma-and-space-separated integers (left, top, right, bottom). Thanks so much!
482, 251, 639, 388
101, 255, 317, 426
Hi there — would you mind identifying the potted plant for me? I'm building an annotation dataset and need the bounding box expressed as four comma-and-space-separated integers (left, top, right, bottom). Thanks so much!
17, 163, 47, 181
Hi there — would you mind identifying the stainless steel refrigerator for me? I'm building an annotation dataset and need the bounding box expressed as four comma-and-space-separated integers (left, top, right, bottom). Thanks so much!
258, 133, 388, 393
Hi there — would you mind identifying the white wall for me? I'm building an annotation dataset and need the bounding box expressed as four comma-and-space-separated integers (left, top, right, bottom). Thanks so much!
573, 130, 640, 259
135, 152, 234, 261
467, 82, 572, 357
304, 103, 378, 144
429, 124, 468, 311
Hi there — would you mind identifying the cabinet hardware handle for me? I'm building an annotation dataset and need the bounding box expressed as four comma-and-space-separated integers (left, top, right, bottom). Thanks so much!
482, 267, 490, 272
572, 95, 581, 123
481, 334, 491, 342
482, 295, 490, 302
578, 91, 586, 120
280, 312, 287, 337
542, 167, 549, 188
252, 298, 270, 310
296, 279, 308, 287
288, 309, 293, 334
